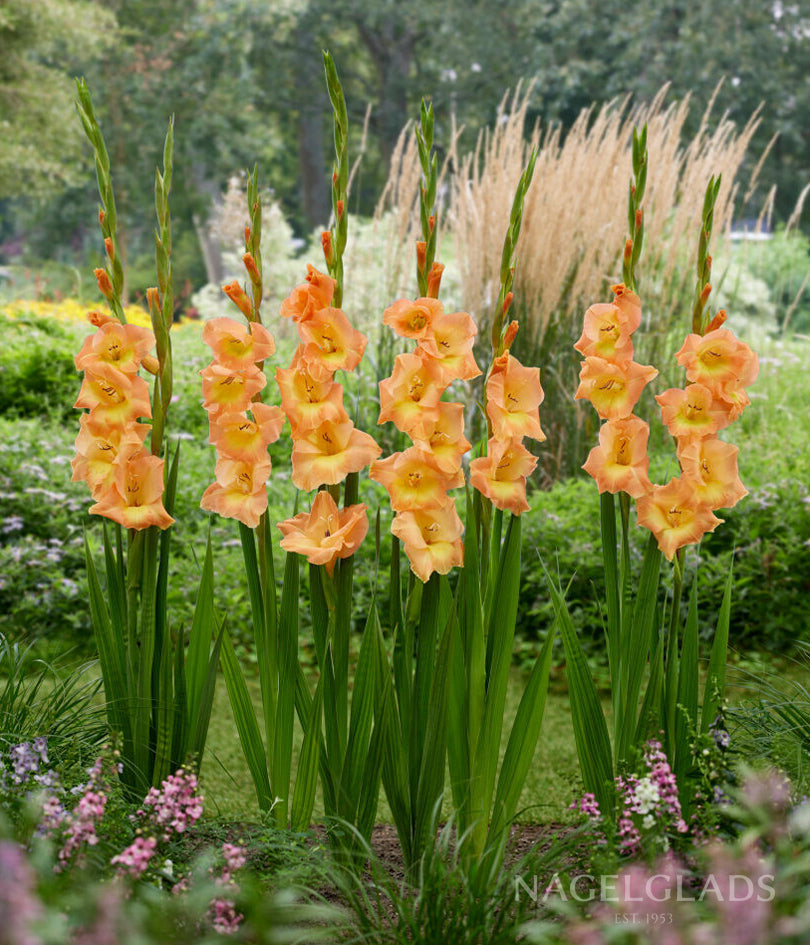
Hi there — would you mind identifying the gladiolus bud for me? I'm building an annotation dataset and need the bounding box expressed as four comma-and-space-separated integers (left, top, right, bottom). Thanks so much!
94, 268, 113, 301
705, 309, 728, 334
244, 225, 251, 246
416, 241, 427, 274
243, 252, 261, 286
98, 209, 105, 227
503, 292, 514, 317
87, 309, 118, 328
426, 262, 444, 299
428, 214, 436, 233
624, 239, 633, 263
146, 286, 160, 311
222, 280, 253, 320
503, 319, 519, 351
142, 355, 160, 375
336, 199, 344, 219
321, 230, 334, 267
699, 283, 712, 308
104, 237, 114, 261
634, 208, 643, 230
332, 171, 338, 188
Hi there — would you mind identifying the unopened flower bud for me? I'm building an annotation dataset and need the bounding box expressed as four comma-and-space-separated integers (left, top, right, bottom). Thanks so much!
624, 238, 633, 261
416, 241, 427, 274
426, 262, 444, 299
222, 280, 252, 320
705, 309, 728, 333
146, 286, 160, 313
336, 199, 344, 220
428, 214, 436, 233
699, 283, 713, 309
98, 209, 105, 227
94, 268, 113, 301
243, 252, 261, 286
104, 237, 114, 262
634, 208, 643, 230
332, 170, 338, 188
244, 225, 251, 246
502, 291, 514, 316
142, 355, 160, 375
321, 230, 334, 267
503, 319, 519, 351
87, 308, 118, 328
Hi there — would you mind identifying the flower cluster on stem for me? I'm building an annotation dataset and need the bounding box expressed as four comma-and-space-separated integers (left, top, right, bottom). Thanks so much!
274, 265, 379, 569
371, 290, 479, 582
71, 310, 173, 530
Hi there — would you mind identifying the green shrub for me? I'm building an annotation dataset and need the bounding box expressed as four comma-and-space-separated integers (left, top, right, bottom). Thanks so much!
0, 314, 80, 423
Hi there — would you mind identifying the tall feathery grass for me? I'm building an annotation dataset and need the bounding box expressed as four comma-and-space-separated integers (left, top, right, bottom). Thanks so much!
376, 83, 766, 481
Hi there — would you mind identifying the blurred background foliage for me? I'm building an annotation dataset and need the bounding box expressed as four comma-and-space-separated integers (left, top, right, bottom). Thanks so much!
2, 0, 809, 290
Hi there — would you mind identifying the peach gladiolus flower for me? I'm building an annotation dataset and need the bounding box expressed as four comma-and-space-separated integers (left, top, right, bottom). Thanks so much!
71, 413, 149, 498
369, 447, 463, 513
279, 265, 336, 322
298, 307, 368, 377
677, 436, 748, 510
202, 317, 275, 370
636, 476, 722, 560
676, 328, 759, 393
291, 419, 381, 491
75, 322, 155, 375
74, 364, 152, 425
383, 297, 443, 341
486, 352, 546, 441
575, 356, 658, 421
390, 501, 464, 583
410, 402, 472, 474
200, 457, 272, 528
90, 451, 174, 530
574, 284, 641, 362
469, 437, 538, 515
378, 351, 446, 437
275, 347, 348, 435
200, 363, 267, 417
656, 383, 730, 440
418, 310, 481, 381
277, 491, 368, 575
208, 403, 285, 464
582, 415, 652, 498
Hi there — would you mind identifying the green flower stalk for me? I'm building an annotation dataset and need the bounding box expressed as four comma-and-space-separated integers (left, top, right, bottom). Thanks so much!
75, 84, 221, 798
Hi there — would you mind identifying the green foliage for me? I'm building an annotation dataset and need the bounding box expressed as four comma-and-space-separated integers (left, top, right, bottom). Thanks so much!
0, 635, 106, 767
0, 0, 115, 198
0, 314, 81, 423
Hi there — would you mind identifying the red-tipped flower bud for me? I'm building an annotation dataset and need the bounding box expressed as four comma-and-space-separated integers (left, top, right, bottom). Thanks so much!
428, 214, 436, 233
705, 309, 728, 334
502, 291, 514, 316
87, 308, 118, 328
336, 199, 344, 220
502, 319, 519, 351
416, 241, 427, 275
244, 225, 251, 247
243, 252, 261, 286
222, 280, 253, 320
321, 230, 334, 267
94, 268, 113, 301
426, 262, 444, 299
104, 237, 115, 262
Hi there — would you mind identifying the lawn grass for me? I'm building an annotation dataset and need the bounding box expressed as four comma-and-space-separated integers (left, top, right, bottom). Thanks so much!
200, 666, 586, 826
